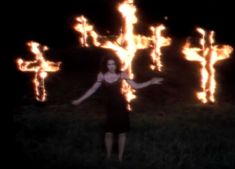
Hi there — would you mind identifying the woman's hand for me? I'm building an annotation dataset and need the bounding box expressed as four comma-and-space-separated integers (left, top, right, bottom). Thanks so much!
151, 77, 164, 85
71, 99, 81, 106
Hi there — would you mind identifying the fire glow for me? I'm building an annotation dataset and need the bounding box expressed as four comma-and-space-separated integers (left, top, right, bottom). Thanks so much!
182, 27, 233, 103
74, 0, 171, 110
16, 41, 61, 102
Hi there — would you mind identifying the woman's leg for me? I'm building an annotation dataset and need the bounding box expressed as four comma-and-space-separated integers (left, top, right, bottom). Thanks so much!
104, 132, 113, 159
118, 133, 126, 162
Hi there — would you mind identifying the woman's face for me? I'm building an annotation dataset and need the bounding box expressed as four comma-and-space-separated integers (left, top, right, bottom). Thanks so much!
107, 59, 117, 72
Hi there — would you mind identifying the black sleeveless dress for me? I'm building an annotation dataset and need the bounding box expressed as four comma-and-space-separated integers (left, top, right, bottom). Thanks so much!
101, 77, 130, 134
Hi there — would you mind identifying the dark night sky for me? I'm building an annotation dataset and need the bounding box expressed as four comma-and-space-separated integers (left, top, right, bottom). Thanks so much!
6, 0, 235, 104
8, 0, 235, 50
7, 0, 235, 65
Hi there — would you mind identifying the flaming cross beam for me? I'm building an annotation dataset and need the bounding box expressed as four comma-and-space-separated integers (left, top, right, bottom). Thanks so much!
150, 25, 171, 72
74, 0, 171, 110
182, 27, 233, 103
16, 41, 62, 102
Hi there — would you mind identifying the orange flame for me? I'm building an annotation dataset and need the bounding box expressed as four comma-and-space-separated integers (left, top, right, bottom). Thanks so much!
16, 41, 61, 102
150, 25, 171, 71
74, 15, 100, 47
74, 0, 171, 110
182, 27, 233, 103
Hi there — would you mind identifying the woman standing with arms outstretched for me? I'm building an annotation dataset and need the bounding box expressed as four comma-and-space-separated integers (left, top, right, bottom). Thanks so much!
72, 56, 163, 162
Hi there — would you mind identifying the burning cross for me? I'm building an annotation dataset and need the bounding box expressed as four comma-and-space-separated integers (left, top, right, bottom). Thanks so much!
182, 27, 233, 103
16, 41, 61, 102
74, 0, 171, 110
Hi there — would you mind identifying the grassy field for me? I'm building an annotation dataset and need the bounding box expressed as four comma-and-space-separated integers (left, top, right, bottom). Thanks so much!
13, 71, 235, 169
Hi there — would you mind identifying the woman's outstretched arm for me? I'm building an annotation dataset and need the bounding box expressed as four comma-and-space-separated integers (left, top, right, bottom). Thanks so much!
72, 73, 103, 105
121, 72, 163, 89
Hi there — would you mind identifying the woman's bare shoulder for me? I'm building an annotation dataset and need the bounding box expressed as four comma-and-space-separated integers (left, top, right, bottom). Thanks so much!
120, 71, 129, 79
97, 72, 104, 82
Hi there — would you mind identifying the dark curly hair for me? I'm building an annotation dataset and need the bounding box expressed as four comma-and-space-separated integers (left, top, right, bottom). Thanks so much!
100, 54, 122, 73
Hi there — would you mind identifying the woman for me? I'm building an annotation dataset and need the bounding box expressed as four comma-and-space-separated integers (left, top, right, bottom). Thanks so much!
72, 56, 163, 162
